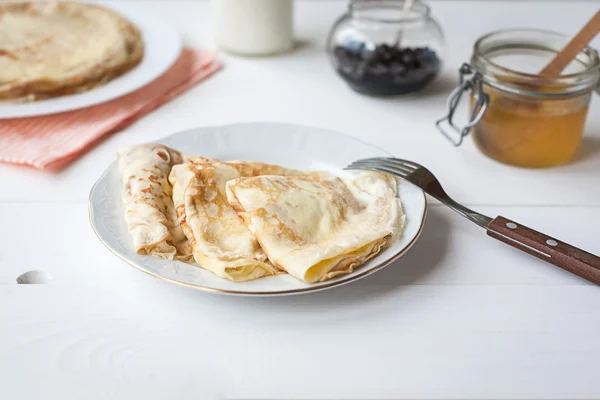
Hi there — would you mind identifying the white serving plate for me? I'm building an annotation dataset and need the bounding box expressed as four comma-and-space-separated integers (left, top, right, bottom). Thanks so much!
0, 1, 181, 119
89, 123, 427, 296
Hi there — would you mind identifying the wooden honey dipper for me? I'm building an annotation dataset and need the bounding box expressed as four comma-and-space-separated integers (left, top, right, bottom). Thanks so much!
539, 9, 600, 75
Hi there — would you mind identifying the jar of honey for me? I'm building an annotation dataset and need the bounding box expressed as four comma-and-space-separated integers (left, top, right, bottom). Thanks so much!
437, 29, 600, 168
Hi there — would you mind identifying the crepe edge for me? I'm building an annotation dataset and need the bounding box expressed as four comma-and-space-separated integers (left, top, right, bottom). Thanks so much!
171, 163, 282, 282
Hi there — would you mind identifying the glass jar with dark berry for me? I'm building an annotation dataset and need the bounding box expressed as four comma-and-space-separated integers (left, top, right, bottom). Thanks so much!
327, 0, 444, 96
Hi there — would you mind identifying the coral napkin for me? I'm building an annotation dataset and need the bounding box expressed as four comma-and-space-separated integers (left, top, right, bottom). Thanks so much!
0, 49, 221, 170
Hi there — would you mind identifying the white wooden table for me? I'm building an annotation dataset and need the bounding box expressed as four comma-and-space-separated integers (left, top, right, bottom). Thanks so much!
2, 1, 600, 398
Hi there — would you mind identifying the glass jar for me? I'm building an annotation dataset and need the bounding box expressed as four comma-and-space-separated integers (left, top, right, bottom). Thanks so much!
437, 29, 600, 168
326, 0, 444, 96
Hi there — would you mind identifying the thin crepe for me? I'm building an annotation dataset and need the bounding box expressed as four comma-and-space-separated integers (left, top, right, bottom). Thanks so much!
169, 161, 320, 281
226, 171, 404, 283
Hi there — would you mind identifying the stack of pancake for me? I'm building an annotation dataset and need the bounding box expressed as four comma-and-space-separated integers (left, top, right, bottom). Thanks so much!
0, 2, 143, 102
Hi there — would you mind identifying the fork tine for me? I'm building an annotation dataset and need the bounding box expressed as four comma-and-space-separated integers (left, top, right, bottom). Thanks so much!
346, 160, 379, 169
385, 159, 418, 171
345, 162, 411, 178
349, 159, 414, 175
347, 159, 398, 170
369, 157, 421, 170
367, 159, 415, 174
346, 164, 409, 178
350, 157, 422, 171
391, 158, 422, 169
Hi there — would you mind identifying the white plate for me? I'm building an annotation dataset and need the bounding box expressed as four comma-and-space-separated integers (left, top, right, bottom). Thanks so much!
89, 123, 427, 296
0, 1, 181, 119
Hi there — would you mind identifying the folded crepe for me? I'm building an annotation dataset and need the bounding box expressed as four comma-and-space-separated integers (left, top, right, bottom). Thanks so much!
169, 161, 320, 281
225, 171, 404, 283
117, 144, 192, 261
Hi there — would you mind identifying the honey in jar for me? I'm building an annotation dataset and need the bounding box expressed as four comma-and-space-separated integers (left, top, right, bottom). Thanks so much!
438, 29, 600, 168
471, 87, 591, 168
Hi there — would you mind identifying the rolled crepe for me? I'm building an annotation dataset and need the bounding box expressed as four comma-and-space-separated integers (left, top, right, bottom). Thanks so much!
117, 144, 192, 261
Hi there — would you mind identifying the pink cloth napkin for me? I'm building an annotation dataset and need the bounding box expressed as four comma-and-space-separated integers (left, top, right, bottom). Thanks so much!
0, 49, 221, 170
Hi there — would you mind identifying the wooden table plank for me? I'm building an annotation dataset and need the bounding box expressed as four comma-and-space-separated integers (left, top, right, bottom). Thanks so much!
2, 282, 599, 399
0, 1, 599, 205
1, 203, 597, 286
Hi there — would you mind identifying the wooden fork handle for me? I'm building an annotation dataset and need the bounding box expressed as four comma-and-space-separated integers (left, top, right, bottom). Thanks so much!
487, 216, 600, 285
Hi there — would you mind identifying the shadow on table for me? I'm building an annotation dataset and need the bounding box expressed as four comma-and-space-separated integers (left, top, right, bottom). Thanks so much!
279, 205, 450, 305
354, 205, 450, 287
412, 71, 457, 99
183, 205, 451, 311
572, 136, 600, 164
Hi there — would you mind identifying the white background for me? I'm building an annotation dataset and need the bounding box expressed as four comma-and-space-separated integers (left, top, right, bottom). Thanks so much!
1, 1, 600, 399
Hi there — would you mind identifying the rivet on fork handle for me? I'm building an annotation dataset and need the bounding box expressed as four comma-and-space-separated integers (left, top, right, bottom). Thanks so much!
346, 157, 600, 285
487, 216, 600, 285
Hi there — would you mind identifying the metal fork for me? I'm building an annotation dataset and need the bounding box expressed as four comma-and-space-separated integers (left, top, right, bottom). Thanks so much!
346, 157, 600, 285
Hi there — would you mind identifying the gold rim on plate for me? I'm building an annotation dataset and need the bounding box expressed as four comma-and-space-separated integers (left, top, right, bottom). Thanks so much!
88, 125, 428, 296
88, 196, 427, 296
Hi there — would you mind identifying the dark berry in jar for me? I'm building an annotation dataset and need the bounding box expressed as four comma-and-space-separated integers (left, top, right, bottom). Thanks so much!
332, 43, 441, 96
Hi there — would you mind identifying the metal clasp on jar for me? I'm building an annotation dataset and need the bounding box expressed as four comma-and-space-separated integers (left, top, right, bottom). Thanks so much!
436, 63, 490, 146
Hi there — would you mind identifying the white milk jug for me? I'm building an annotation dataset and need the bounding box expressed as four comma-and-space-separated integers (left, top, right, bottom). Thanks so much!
212, 0, 294, 56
